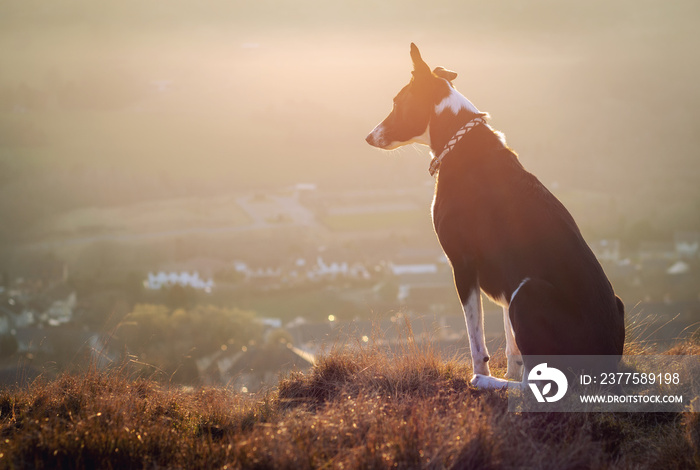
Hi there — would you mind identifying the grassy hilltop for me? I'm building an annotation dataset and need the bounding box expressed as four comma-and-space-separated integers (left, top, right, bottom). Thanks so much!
1, 335, 700, 470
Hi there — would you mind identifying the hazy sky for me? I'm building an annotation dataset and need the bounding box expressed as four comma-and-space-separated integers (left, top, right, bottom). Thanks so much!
1, 1, 698, 230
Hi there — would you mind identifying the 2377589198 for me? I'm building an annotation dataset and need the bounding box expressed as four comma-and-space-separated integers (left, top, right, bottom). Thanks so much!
580, 372, 680, 386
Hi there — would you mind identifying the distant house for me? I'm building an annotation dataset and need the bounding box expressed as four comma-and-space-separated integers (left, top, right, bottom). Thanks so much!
145, 271, 214, 291
667, 261, 690, 276
250, 267, 282, 279
389, 259, 453, 306
161, 257, 229, 279
389, 263, 438, 276
44, 291, 76, 326
229, 261, 280, 282
674, 232, 700, 258
1, 284, 74, 330
231, 257, 371, 285
0, 305, 34, 334
590, 239, 620, 262
233, 261, 249, 275
309, 257, 369, 280
292, 183, 317, 202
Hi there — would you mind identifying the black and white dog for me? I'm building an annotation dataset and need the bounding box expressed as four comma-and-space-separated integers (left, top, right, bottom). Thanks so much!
366, 44, 625, 390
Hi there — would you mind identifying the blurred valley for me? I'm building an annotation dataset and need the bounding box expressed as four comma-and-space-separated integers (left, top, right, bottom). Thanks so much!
0, 1, 699, 390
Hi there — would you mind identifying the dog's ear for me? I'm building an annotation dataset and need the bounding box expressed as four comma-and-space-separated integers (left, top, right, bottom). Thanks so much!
433, 66, 458, 82
410, 43, 431, 77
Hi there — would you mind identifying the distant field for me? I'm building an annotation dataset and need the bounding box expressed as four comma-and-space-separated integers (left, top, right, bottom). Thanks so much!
40, 195, 252, 240
321, 210, 427, 231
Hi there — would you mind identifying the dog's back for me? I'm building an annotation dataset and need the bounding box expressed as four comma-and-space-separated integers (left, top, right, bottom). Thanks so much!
432, 123, 625, 359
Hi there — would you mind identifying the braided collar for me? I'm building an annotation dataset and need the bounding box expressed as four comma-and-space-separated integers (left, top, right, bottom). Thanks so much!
429, 116, 486, 177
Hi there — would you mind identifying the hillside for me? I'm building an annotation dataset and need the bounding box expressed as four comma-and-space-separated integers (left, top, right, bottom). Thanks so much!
1, 337, 699, 469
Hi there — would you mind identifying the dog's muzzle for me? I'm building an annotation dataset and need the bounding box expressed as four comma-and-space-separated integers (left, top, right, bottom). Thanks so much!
365, 125, 386, 148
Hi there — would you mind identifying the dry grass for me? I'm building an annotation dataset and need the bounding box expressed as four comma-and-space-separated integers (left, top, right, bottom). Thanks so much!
1, 336, 699, 469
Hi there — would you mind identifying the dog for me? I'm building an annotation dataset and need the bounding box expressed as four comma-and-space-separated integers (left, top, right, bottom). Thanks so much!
366, 44, 625, 390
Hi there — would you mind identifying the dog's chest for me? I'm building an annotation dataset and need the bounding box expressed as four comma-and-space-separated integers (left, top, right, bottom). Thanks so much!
430, 186, 443, 232
430, 190, 446, 232
430, 179, 477, 251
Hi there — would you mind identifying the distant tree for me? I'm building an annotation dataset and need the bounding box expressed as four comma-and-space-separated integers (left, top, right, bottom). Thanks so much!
117, 304, 263, 383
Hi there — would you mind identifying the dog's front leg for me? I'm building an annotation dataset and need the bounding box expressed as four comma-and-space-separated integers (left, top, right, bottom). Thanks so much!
503, 306, 523, 380
453, 267, 490, 376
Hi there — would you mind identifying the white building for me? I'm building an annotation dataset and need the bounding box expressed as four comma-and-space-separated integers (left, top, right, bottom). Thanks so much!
145, 271, 214, 291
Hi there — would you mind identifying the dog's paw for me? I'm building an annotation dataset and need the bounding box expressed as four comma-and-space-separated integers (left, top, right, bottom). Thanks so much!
471, 374, 511, 390
470, 374, 489, 388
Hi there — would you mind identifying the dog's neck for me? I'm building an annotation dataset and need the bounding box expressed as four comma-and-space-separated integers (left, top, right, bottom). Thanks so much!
429, 84, 483, 152
427, 84, 488, 176
428, 115, 486, 176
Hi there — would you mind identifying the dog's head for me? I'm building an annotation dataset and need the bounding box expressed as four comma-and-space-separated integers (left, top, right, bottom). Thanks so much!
366, 43, 480, 151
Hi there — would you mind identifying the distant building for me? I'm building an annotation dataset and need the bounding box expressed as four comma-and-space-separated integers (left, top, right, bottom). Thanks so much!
310, 257, 370, 280
389, 263, 438, 276
44, 291, 76, 326
145, 271, 214, 291
590, 239, 620, 262
389, 256, 453, 306
230, 257, 371, 284
674, 232, 700, 259
0, 304, 34, 334
667, 261, 690, 276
